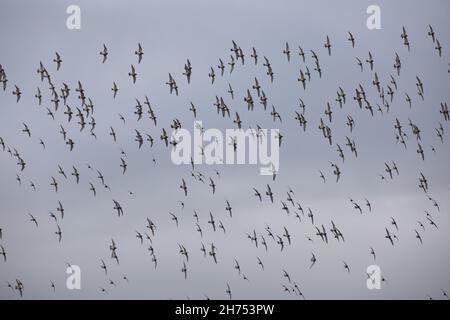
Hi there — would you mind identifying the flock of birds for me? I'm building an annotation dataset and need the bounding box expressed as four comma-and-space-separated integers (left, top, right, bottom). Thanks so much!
0, 23, 449, 299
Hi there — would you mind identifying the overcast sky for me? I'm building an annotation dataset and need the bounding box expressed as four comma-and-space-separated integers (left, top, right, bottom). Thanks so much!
0, 0, 449, 299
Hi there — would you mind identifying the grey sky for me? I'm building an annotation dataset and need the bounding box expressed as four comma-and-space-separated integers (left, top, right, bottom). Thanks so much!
0, 0, 449, 299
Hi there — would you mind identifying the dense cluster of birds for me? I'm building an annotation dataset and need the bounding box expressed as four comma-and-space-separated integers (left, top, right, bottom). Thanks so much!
0, 24, 449, 299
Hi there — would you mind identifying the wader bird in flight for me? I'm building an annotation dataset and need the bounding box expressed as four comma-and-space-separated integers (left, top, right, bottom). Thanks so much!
53, 52, 62, 71
283, 42, 290, 62
113, 200, 123, 217
348, 32, 355, 48
385, 228, 394, 246
135, 43, 144, 63
128, 65, 137, 83
324, 36, 332, 56
99, 44, 108, 63
28, 214, 38, 228
0, 245, 6, 262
